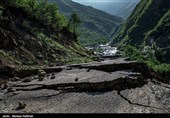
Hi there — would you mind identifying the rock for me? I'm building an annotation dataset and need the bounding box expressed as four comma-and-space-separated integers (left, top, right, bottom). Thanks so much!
50, 75, 55, 80
11, 77, 20, 82
34, 76, 38, 80
2, 83, 9, 89
18, 101, 26, 109
36, 54, 43, 59
38, 76, 44, 81
87, 69, 91, 72
22, 77, 32, 83
51, 72, 55, 76
7, 87, 16, 93
37, 69, 46, 77
65, 67, 72, 70
75, 78, 79, 82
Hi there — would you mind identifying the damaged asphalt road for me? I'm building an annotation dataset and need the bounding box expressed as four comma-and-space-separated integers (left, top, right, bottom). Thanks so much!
0, 58, 170, 113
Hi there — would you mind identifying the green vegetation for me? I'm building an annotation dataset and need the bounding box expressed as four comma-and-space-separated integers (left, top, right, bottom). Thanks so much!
36, 32, 66, 50
68, 11, 81, 34
111, 0, 170, 49
78, 28, 108, 46
0, 50, 21, 64
146, 61, 170, 74
10, 0, 68, 31
111, 0, 170, 75
144, 10, 170, 44
48, 0, 123, 46
0, 50, 14, 62
120, 45, 170, 75
0, 0, 94, 66
120, 45, 144, 62
0, 5, 4, 16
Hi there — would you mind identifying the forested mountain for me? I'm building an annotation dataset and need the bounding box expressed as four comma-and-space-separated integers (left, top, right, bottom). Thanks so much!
111, 0, 170, 63
73, 0, 140, 19
0, 0, 94, 69
48, 0, 123, 46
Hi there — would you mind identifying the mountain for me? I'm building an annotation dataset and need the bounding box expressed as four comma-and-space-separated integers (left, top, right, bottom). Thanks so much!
111, 0, 170, 63
48, 0, 123, 46
0, 0, 94, 69
72, 0, 140, 19
115, 0, 140, 19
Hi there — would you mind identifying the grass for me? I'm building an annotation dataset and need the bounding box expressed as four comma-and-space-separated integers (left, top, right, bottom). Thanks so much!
36, 32, 66, 50
0, 50, 21, 64
146, 61, 170, 74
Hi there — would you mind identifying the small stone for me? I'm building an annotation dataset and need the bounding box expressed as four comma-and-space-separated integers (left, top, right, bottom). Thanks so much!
22, 77, 32, 83
75, 78, 79, 82
34, 76, 38, 80
87, 69, 91, 72
18, 101, 26, 109
38, 76, 44, 81
51, 72, 55, 76
7, 87, 16, 93
65, 67, 72, 70
2, 83, 9, 89
12, 77, 20, 82
50, 75, 55, 79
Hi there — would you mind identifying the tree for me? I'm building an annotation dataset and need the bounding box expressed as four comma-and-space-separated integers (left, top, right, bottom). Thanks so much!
68, 11, 81, 34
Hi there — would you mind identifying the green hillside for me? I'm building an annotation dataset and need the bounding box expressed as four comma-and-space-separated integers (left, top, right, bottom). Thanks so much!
48, 0, 123, 46
111, 0, 170, 63
0, 0, 94, 68
109, 0, 170, 76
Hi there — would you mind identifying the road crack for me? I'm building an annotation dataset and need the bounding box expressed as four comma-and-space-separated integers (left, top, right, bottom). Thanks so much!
117, 91, 166, 112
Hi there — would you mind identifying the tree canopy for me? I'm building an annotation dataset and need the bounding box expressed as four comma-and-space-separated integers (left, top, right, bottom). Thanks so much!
68, 11, 81, 34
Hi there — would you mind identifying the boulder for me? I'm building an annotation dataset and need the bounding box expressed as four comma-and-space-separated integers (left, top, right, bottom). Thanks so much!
22, 77, 32, 83
37, 69, 46, 77
11, 77, 20, 82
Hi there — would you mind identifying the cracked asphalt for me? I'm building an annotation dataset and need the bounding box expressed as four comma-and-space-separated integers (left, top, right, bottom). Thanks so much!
0, 58, 170, 113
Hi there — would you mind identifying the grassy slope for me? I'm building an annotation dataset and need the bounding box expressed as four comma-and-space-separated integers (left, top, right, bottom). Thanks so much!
0, 0, 94, 68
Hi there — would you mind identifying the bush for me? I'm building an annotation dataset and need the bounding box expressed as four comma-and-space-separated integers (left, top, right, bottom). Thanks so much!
121, 45, 170, 75
121, 45, 144, 62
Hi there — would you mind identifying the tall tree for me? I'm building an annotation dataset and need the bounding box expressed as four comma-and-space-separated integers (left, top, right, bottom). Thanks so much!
68, 11, 81, 34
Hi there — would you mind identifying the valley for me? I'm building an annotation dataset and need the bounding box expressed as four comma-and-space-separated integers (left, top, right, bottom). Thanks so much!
0, 0, 170, 114
49, 0, 123, 46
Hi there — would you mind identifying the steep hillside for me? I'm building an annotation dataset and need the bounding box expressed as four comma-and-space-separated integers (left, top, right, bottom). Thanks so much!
111, 0, 170, 63
0, 0, 94, 70
48, 0, 123, 46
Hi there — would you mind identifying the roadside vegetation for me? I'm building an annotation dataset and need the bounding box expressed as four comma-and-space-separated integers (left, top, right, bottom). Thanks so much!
119, 45, 170, 75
